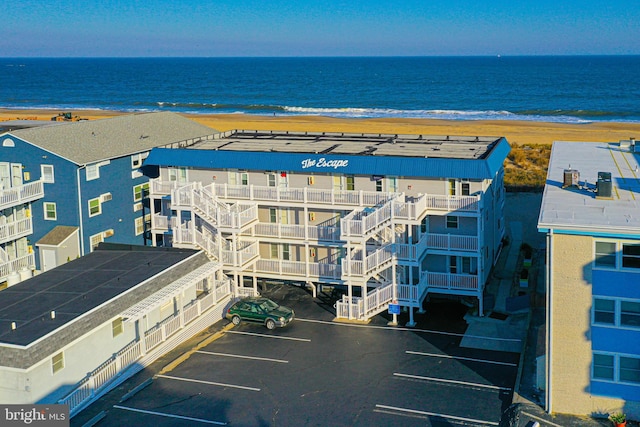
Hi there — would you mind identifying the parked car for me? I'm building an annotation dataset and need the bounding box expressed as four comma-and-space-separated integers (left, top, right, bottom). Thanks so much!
226, 297, 294, 330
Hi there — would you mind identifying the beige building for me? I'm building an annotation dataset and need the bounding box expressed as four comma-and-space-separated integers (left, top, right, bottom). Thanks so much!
538, 140, 640, 419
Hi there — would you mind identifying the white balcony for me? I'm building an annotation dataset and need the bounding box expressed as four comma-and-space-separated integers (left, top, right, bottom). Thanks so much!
0, 180, 44, 211
254, 259, 342, 281
0, 252, 35, 282
0, 217, 33, 244
421, 270, 479, 292
427, 233, 479, 252
253, 222, 341, 242
207, 183, 392, 207
151, 214, 176, 231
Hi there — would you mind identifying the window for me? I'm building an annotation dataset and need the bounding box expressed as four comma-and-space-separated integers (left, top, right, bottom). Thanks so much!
446, 216, 458, 229
593, 353, 614, 380
282, 243, 290, 261
621, 301, 640, 327
44, 202, 57, 220
346, 176, 355, 191
448, 179, 456, 196
269, 208, 277, 223
270, 243, 279, 259
52, 352, 64, 374
90, 232, 104, 251
135, 217, 145, 236
169, 167, 187, 183
388, 177, 398, 193
449, 256, 457, 274
133, 183, 150, 202
88, 197, 101, 217
86, 163, 99, 181
131, 152, 149, 169
267, 173, 277, 187
376, 180, 383, 192
462, 182, 470, 196
229, 171, 248, 186
41, 165, 54, 183
593, 298, 615, 324
622, 244, 640, 269
620, 356, 640, 383
593, 298, 640, 329
112, 318, 124, 337
595, 241, 616, 268
333, 176, 342, 191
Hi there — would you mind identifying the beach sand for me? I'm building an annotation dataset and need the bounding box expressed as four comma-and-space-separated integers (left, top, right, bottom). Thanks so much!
2, 108, 640, 146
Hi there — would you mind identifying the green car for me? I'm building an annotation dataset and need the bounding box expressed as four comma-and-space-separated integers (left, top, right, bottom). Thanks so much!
226, 297, 295, 330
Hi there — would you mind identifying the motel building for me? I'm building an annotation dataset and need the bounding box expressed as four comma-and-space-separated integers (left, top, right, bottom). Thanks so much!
538, 140, 640, 419
143, 130, 510, 324
0, 243, 235, 416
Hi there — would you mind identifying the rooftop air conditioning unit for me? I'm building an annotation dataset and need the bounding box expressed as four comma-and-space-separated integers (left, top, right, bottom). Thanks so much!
596, 172, 613, 199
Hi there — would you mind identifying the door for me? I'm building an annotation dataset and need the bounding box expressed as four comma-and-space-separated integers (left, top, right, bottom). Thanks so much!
41, 248, 57, 272
11, 164, 23, 186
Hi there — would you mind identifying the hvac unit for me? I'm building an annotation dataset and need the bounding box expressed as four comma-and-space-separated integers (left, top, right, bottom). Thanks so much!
100, 193, 112, 202
596, 172, 612, 199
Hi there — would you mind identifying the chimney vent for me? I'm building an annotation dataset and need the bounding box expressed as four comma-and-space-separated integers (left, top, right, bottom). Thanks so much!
563, 169, 580, 188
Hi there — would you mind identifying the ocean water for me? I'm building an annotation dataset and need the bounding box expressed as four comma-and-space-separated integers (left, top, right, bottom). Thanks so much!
1, 56, 639, 123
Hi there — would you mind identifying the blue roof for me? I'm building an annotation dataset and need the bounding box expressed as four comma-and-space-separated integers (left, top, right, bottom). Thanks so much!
145, 137, 509, 180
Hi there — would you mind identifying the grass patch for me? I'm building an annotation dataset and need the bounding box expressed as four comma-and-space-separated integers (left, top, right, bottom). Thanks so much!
504, 142, 551, 191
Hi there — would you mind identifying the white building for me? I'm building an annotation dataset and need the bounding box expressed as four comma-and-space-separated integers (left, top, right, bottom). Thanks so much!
0, 244, 233, 416
143, 130, 510, 324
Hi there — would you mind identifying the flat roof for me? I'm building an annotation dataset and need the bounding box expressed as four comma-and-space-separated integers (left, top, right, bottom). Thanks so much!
190, 130, 501, 160
538, 140, 640, 236
145, 130, 510, 180
0, 244, 199, 347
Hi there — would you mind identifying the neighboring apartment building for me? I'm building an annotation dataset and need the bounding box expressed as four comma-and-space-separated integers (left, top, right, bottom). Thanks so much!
143, 130, 510, 323
538, 140, 640, 418
0, 112, 214, 282
0, 243, 233, 417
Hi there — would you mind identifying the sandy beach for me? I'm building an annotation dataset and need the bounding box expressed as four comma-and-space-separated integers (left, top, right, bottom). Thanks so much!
2, 108, 640, 146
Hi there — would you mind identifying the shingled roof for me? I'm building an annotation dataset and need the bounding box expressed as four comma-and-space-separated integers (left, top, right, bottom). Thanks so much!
8, 112, 216, 165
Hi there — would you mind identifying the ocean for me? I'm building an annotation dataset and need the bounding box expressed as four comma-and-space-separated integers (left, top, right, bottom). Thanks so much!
1, 56, 639, 123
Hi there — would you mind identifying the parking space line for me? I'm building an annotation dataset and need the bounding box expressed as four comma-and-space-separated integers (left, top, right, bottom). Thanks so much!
226, 330, 311, 342
113, 405, 227, 425
393, 373, 511, 391
406, 351, 517, 367
156, 374, 261, 391
296, 318, 521, 342
375, 404, 499, 426
196, 350, 288, 363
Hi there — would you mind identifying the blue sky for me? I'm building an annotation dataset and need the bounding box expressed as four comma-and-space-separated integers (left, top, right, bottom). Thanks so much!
2, 0, 638, 57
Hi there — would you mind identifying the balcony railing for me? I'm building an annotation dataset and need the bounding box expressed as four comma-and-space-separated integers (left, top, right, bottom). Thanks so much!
0, 217, 33, 244
206, 183, 392, 207
335, 282, 394, 320
151, 214, 176, 231
0, 252, 35, 282
254, 259, 342, 280
253, 222, 341, 242
0, 180, 44, 211
422, 271, 479, 292
427, 233, 479, 252
59, 278, 232, 416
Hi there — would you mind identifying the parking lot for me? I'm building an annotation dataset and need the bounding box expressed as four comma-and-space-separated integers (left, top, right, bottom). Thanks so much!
75, 284, 520, 427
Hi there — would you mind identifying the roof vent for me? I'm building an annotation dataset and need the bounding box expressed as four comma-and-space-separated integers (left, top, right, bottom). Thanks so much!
563, 169, 580, 188
596, 171, 613, 199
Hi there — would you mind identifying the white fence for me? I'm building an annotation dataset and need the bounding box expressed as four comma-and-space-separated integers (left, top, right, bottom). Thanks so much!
58, 280, 232, 416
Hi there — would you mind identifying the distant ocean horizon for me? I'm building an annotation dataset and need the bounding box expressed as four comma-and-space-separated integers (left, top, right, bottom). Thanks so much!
1, 56, 639, 123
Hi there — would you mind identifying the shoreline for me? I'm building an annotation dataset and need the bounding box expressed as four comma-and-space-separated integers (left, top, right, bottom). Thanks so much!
3, 108, 640, 146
